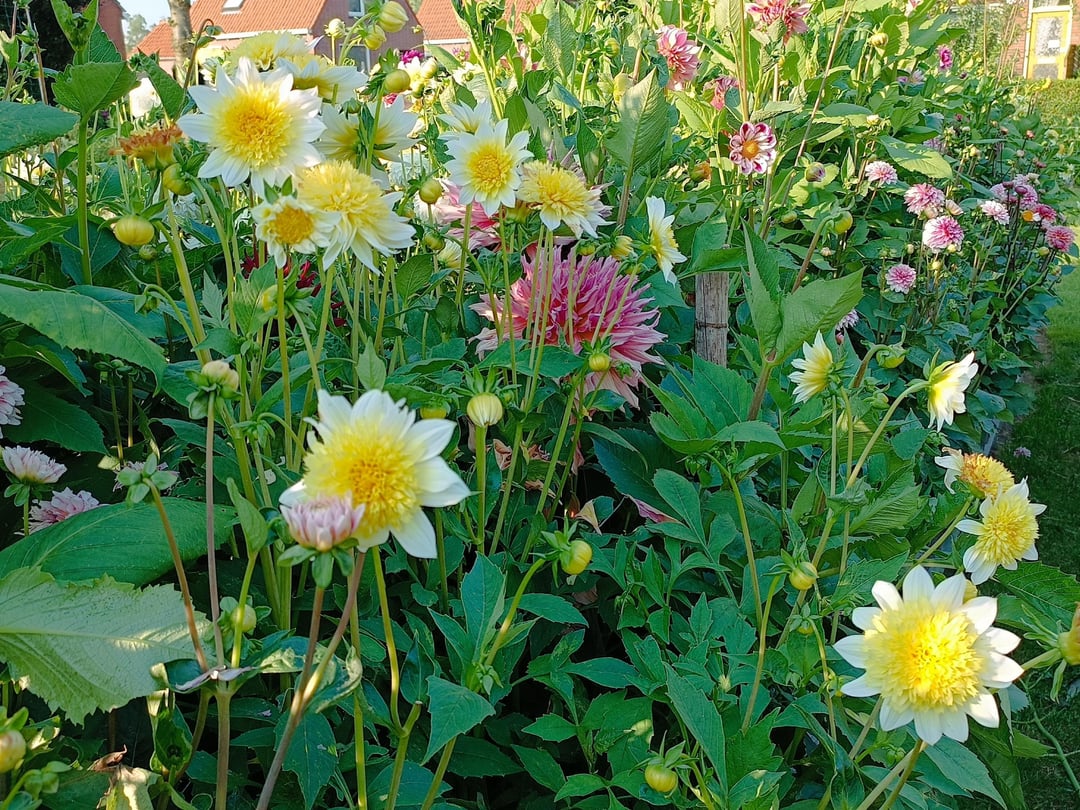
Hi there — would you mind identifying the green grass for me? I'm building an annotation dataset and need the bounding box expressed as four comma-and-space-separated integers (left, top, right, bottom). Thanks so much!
1000, 268, 1080, 809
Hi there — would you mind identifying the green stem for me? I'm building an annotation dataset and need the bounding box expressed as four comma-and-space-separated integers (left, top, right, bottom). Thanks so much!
742, 575, 783, 732
384, 702, 423, 810
747, 358, 776, 421
276, 263, 295, 469
206, 395, 225, 666
725, 467, 763, 626
481, 558, 547, 673
913, 497, 975, 566
418, 736, 457, 810
76, 120, 91, 285
215, 688, 232, 810
877, 741, 925, 810
852, 742, 922, 810
372, 547, 402, 731
475, 424, 487, 550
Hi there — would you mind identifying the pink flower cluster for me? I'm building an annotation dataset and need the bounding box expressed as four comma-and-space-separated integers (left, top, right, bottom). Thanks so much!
922, 215, 964, 252
990, 179, 1039, 209
0, 366, 24, 438
473, 249, 664, 408
748, 0, 811, 40
904, 183, 945, 217
29, 488, 102, 533
729, 122, 778, 175
864, 161, 898, 185
1046, 225, 1075, 252
656, 26, 700, 90
885, 263, 917, 294
710, 76, 739, 111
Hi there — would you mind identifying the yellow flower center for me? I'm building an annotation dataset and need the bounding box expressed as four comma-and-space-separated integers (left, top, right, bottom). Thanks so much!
466, 141, 514, 196
299, 162, 382, 227
958, 454, 1014, 497
303, 422, 418, 538
741, 140, 761, 158
267, 202, 316, 246
218, 86, 292, 169
976, 496, 1039, 564
521, 164, 590, 220
864, 602, 982, 711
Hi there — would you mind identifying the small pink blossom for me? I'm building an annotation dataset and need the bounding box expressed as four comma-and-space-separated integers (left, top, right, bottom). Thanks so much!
979, 200, 1009, 225
656, 26, 700, 90
938, 47, 953, 71
898, 68, 926, 87
281, 495, 365, 551
709, 76, 739, 111
1031, 204, 1057, 224
29, 488, 102, 533
1046, 225, 1075, 252
748, 0, 811, 40
885, 263, 917, 294
473, 248, 664, 408
922, 215, 964, 252
837, 309, 860, 330
0, 367, 24, 438
904, 183, 945, 217
729, 122, 778, 175
864, 161, 898, 185
1013, 446, 1032, 459
2, 446, 65, 485
430, 181, 501, 250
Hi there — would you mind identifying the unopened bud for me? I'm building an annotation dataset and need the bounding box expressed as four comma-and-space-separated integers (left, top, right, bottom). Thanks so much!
364, 26, 387, 51
201, 359, 240, 396
869, 31, 889, 49
467, 392, 503, 427
378, 1, 410, 33
805, 162, 827, 183
612, 234, 635, 259
419, 177, 443, 205
326, 18, 346, 38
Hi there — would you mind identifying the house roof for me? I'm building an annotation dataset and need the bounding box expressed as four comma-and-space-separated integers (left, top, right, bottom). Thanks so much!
416, 0, 541, 45
135, 0, 329, 59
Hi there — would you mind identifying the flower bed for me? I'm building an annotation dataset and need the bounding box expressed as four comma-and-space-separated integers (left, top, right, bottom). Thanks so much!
0, 0, 1078, 808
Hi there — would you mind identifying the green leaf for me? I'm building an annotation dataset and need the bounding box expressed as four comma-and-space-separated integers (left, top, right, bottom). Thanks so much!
881, 136, 952, 179
996, 563, 1080, 624
665, 668, 728, 791
830, 552, 908, 609
567, 658, 637, 687
356, 340, 387, 391
513, 744, 565, 792
517, 593, 586, 626
923, 736, 1005, 806
2, 385, 104, 453
0, 567, 200, 723
282, 712, 337, 810
0, 499, 234, 586
0, 102, 77, 159
743, 226, 781, 356
461, 555, 505, 651
52, 61, 139, 117
715, 421, 785, 448
139, 56, 186, 119
849, 472, 921, 535
774, 271, 864, 362
423, 677, 495, 761
522, 714, 577, 742
653, 470, 705, 542
606, 70, 669, 171
554, 773, 606, 801
395, 253, 436, 301
0, 283, 166, 381
691, 356, 753, 426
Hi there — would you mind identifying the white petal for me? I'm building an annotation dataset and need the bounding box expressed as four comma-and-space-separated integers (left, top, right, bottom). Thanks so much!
391, 508, 437, 558
872, 580, 902, 611
957, 519, 983, 536
984, 627, 1021, 655
959, 597, 997, 634
841, 674, 879, 698
935, 574, 967, 610
416, 458, 470, 506
941, 709, 970, 742
915, 711, 943, 745
967, 693, 999, 727
406, 419, 457, 459
834, 636, 868, 667
902, 566, 934, 603
354, 526, 390, 552
316, 390, 354, 432
879, 701, 913, 731
279, 480, 307, 508
984, 653, 1024, 687
852, 606, 881, 630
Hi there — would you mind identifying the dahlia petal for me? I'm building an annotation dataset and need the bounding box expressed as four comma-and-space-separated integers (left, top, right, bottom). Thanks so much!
934, 574, 968, 610
940, 709, 970, 742
406, 419, 457, 459
851, 606, 881, 630
177, 113, 214, 142
902, 566, 934, 603
967, 693, 1000, 727
840, 674, 878, 698
983, 653, 1024, 687
956, 519, 983, 536
984, 627, 1021, 655
415, 458, 470, 506
833, 635, 867, 667
354, 526, 391, 552
872, 580, 902, 611
279, 480, 308, 509
914, 711, 943, 745
317, 390, 355, 432
959, 597, 998, 634
391, 508, 437, 558
879, 701, 913, 731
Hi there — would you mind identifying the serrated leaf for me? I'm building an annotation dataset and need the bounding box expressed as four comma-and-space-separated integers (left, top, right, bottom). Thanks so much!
881, 136, 952, 179
607, 70, 668, 171
775, 271, 864, 362
517, 593, 586, 626
849, 473, 921, 535
0, 567, 200, 723
281, 712, 337, 809
830, 552, 908, 608
665, 668, 727, 790
923, 736, 1005, 806
52, 61, 139, 117
424, 677, 495, 761
0, 102, 76, 159
996, 564, 1080, 624
395, 253, 436, 301
461, 555, 505, 651
653, 469, 705, 542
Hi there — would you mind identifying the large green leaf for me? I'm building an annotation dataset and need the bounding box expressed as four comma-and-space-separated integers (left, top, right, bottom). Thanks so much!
606, 70, 669, 171
424, 677, 495, 761
849, 472, 921, 535
0, 567, 199, 723
0, 102, 77, 159
744, 227, 782, 356
665, 668, 727, 791
282, 712, 337, 810
997, 563, 1080, 624
923, 736, 1005, 806
52, 61, 139, 117
0, 499, 234, 585
2, 385, 104, 453
0, 282, 166, 381
461, 555, 505, 652
881, 136, 952, 180
774, 271, 864, 362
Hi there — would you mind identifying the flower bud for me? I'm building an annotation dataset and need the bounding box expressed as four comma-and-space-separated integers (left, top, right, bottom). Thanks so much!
419, 177, 443, 205
690, 161, 712, 183
378, 1, 410, 32
780, 211, 798, 225
112, 214, 156, 247
612, 72, 632, 104
561, 539, 593, 575
788, 560, 817, 591
905, 243, 916, 254
201, 359, 240, 396
420, 58, 439, 80
382, 67, 411, 94
611, 234, 635, 259
866, 113, 881, 126
869, 31, 889, 49
878, 344, 907, 369
420, 402, 450, 419
257, 285, 278, 313
588, 352, 611, 373
326, 17, 347, 38
437, 240, 462, 267
0, 731, 25, 773
604, 37, 621, 58
931, 259, 943, 271
231, 604, 257, 634
1059, 606, 1080, 665
805, 162, 827, 183
364, 26, 387, 51
138, 244, 159, 261
281, 496, 365, 552
423, 231, 446, 251
832, 210, 854, 234
467, 392, 503, 427
1038, 246, 1050, 257
162, 164, 193, 196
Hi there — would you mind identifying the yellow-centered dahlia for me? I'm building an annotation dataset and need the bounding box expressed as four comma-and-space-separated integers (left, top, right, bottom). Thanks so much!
789, 332, 834, 403
517, 161, 609, 237
281, 390, 469, 557
835, 566, 1023, 745
178, 58, 324, 196
278, 53, 368, 103
934, 447, 1014, 497
444, 118, 531, 216
297, 160, 415, 269
957, 480, 1045, 584
116, 122, 183, 169
225, 31, 309, 71
926, 351, 978, 429
645, 196, 687, 283
252, 195, 335, 268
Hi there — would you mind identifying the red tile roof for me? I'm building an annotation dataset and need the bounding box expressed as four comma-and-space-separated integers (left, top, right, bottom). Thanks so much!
417, 0, 541, 45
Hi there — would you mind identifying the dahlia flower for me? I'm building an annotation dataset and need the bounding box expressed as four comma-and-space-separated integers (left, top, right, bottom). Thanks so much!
978, 200, 1009, 225
178, 58, 325, 196
225, 31, 309, 71
835, 566, 1023, 745
748, 0, 811, 40
864, 161, 898, 185
790, 332, 834, 403
29, 488, 101, 533
934, 447, 1014, 497
922, 216, 964, 252
729, 122, 778, 175
429, 182, 501, 249
0, 367, 24, 438
655, 25, 700, 90
885, 263, 917, 294
938, 47, 953, 71
1030, 203, 1057, 224
926, 351, 978, 429
645, 196, 687, 282
2, 446, 65, 485
444, 118, 532, 215
904, 183, 945, 217
281, 494, 366, 552
958, 480, 1045, 584
252, 195, 335, 268
1046, 225, 1075, 252
473, 249, 664, 408
710, 76, 739, 111
278, 53, 367, 103
898, 68, 926, 87
837, 309, 860, 330
517, 161, 609, 236
283, 390, 469, 558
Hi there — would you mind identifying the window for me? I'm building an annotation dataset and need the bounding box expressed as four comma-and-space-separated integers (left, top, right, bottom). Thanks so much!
223, 0, 243, 11
349, 0, 365, 16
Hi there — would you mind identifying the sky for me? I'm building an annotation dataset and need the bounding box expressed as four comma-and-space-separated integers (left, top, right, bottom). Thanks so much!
123, 0, 170, 25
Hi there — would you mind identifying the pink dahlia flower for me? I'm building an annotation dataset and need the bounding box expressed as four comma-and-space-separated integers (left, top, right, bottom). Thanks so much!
748, 0, 811, 40
885, 263, 917, 294
281, 495, 365, 552
922, 216, 964, 252
1016, 184, 1040, 210
1046, 225, 1075, 252
938, 47, 953, 71
979, 200, 1009, 225
729, 122, 778, 175
837, 309, 860, 330
864, 161, 898, 185
429, 181, 501, 250
710, 76, 739, 111
473, 249, 664, 408
904, 183, 945, 217
656, 26, 700, 90
0, 366, 24, 438
29, 488, 102, 533
2, 446, 65, 485
898, 68, 925, 87
1031, 204, 1057, 224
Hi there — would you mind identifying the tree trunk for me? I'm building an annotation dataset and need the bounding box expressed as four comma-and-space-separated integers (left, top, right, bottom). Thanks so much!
166, 0, 192, 77
694, 272, 730, 367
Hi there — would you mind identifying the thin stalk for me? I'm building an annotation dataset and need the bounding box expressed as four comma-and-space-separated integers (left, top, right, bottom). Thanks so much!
435, 511, 449, 613
418, 737, 457, 810
852, 742, 923, 810
474, 423, 488, 550
725, 467, 763, 626
847, 697, 882, 762
215, 688, 232, 810
383, 702, 423, 810
372, 547, 402, 731
742, 575, 783, 732
76, 120, 91, 285
913, 497, 975, 566
276, 263, 295, 468
350, 604, 368, 810
877, 741, 926, 810
205, 394, 225, 666
481, 558, 547, 672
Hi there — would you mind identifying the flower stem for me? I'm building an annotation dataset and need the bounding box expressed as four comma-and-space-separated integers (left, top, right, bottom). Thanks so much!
214, 687, 232, 810
877, 741, 925, 810
852, 741, 923, 810
205, 394, 225, 666
418, 736, 457, 810
913, 496, 975, 567
76, 120, 91, 285
475, 424, 487, 550
372, 547, 402, 731
384, 702, 423, 810
725, 467, 763, 627
742, 574, 783, 732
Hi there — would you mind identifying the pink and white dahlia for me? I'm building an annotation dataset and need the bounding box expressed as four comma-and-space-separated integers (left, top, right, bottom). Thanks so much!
1031, 204, 1057, 224
865, 161, 898, 185
748, 0, 811, 40
904, 183, 945, 217
1046, 225, 1075, 252
729, 122, 778, 175
898, 68, 926, 87
2, 446, 65, 485
978, 200, 1010, 225
0, 366, 24, 438
655, 26, 700, 90
710, 76, 739, 111
837, 309, 860, 330
429, 181, 501, 249
28, 488, 102, 533
473, 249, 664, 408
939, 47, 953, 71
885, 263, 917, 294
922, 216, 964, 252
281, 494, 366, 552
